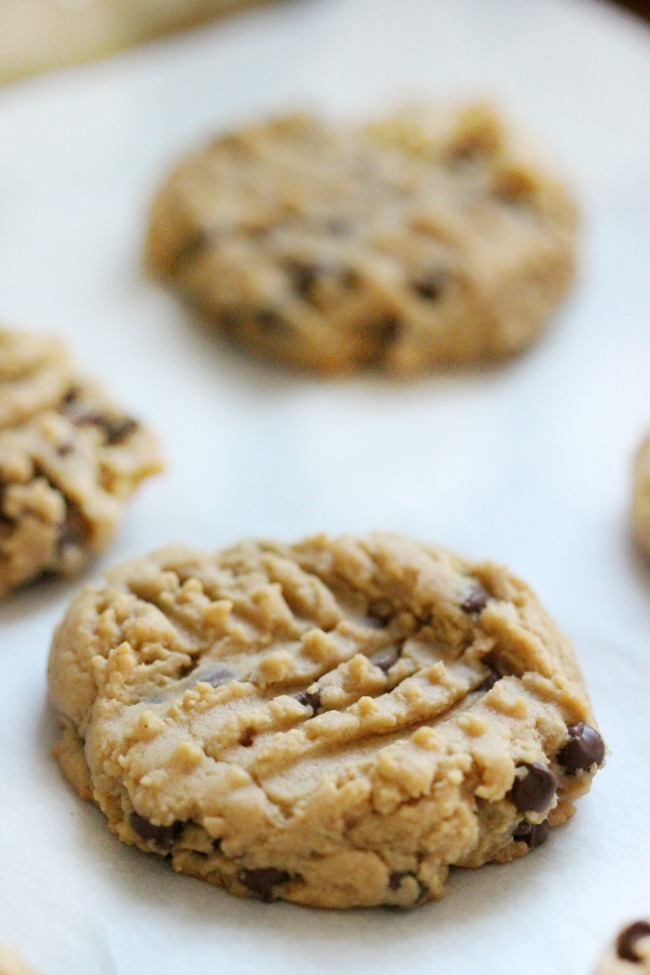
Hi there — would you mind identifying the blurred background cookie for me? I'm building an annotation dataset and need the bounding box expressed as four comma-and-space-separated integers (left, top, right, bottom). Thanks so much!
145, 104, 578, 376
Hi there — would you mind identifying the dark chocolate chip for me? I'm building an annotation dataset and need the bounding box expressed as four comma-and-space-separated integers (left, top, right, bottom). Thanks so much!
509, 762, 557, 813
168, 229, 214, 272
129, 812, 183, 850
101, 416, 139, 446
370, 646, 400, 673
58, 504, 87, 553
477, 665, 500, 693
191, 666, 235, 689
255, 308, 288, 333
239, 728, 255, 747
220, 309, 244, 331
617, 921, 650, 962
59, 386, 81, 412
286, 260, 321, 300
374, 317, 401, 348
295, 690, 321, 713
513, 819, 550, 848
461, 584, 490, 614
412, 271, 447, 301
388, 870, 411, 891
56, 442, 73, 458
238, 867, 291, 901
62, 402, 139, 446
556, 722, 604, 775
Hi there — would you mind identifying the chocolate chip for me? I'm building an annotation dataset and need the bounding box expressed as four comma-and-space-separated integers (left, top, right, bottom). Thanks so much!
477, 664, 500, 693
56, 442, 73, 458
295, 690, 321, 713
387, 871, 428, 904
60, 397, 139, 446
370, 646, 399, 673
58, 504, 87, 553
101, 416, 139, 446
509, 762, 557, 813
556, 722, 604, 775
412, 271, 447, 301
238, 867, 291, 901
239, 728, 255, 747
129, 812, 183, 850
286, 260, 321, 300
374, 317, 401, 348
256, 308, 288, 333
191, 666, 235, 689
220, 309, 243, 331
617, 921, 650, 962
461, 584, 490, 614
513, 819, 550, 848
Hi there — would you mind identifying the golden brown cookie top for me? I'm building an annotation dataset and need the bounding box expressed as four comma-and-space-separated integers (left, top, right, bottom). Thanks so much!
48, 533, 603, 908
145, 104, 577, 375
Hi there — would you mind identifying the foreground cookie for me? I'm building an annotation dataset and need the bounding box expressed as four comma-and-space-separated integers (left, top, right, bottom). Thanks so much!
595, 921, 650, 973
145, 104, 577, 375
0, 327, 162, 598
48, 533, 603, 908
632, 434, 650, 554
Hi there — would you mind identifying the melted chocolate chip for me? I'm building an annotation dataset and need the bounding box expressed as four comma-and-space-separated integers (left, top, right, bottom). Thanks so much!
238, 867, 291, 901
388, 870, 411, 891
59, 386, 81, 412
371, 646, 400, 673
412, 271, 447, 301
129, 812, 183, 850
556, 722, 604, 775
295, 690, 321, 713
509, 762, 557, 813
239, 728, 255, 747
617, 921, 650, 962
461, 584, 490, 614
101, 416, 139, 446
513, 819, 550, 848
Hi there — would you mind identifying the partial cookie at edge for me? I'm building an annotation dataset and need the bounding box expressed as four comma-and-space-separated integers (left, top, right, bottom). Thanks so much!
595, 920, 650, 973
0, 326, 162, 598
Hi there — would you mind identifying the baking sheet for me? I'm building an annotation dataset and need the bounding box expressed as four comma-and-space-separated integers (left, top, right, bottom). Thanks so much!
1, 0, 650, 972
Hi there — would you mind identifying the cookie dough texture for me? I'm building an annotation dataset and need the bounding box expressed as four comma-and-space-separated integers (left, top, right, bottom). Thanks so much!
48, 533, 603, 909
145, 104, 578, 375
632, 434, 650, 554
0, 946, 41, 975
595, 921, 650, 973
0, 327, 162, 598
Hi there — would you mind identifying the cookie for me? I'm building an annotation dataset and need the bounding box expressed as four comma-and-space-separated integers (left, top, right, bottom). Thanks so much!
48, 533, 603, 908
595, 921, 650, 973
0, 946, 41, 975
632, 434, 650, 553
0, 326, 162, 598
145, 104, 577, 375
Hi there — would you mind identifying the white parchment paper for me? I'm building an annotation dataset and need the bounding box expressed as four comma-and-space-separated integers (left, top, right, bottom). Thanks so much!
1, 1, 650, 972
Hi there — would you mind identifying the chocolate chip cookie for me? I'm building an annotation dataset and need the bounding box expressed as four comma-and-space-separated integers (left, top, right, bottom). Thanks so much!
0, 326, 162, 598
632, 433, 650, 554
595, 921, 650, 972
48, 533, 603, 908
145, 104, 577, 375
